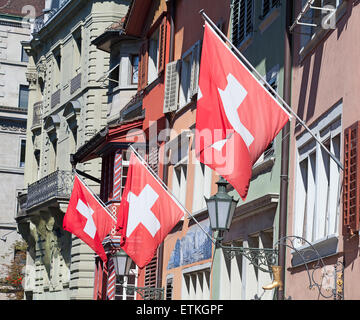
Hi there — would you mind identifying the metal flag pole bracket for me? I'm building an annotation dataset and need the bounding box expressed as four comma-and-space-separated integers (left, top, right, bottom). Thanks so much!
198, 9, 343, 171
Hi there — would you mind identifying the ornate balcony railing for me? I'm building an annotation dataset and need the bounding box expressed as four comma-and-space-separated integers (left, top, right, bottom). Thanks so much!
32, 101, 43, 130
26, 170, 74, 210
33, 14, 45, 35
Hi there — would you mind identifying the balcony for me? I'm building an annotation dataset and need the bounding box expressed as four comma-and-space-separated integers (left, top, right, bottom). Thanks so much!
31, 101, 43, 131
26, 170, 74, 211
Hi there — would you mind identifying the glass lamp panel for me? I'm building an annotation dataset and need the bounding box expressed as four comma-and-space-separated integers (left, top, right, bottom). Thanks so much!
227, 200, 237, 230
217, 200, 231, 230
114, 255, 128, 276
206, 199, 218, 230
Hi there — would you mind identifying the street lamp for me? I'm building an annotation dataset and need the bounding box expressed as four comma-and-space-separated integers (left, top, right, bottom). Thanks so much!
113, 249, 133, 277
112, 249, 164, 300
205, 177, 278, 275
205, 176, 238, 238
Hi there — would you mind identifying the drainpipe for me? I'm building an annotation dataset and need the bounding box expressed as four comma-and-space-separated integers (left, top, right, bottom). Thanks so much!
277, 0, 293, 300
157, 0, 176, 290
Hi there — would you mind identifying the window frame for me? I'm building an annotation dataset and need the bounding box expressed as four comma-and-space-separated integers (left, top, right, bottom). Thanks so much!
260, 0, 281, 20
130, 54, 139, 85
231, 0, 254, 48
181, 264, 211, 300
293, 104, 342, 248
18, 84, 29, 109
19, 138, 26, 168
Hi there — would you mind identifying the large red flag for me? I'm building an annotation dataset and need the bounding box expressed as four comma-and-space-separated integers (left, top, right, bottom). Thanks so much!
195, 22, 290, 200
116, 152, 185, 268
63, 175, 116, 262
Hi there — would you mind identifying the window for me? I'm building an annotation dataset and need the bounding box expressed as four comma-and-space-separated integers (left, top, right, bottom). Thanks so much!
18, 85, 29, 109
166, 278, 173, 300
73, 29, 82, 75
148, 28, 160, 84
173, 163, 187, 207
130, 55, 139, 84
300, 0, 343, 49
294, 104, 342, 246
138, 16, 166, 90
53, 46, 61, 89
261, 0, 280, 19
163, 41, 201, 113
192, 160, 212, 212
231, 0, 254, 48
21, 47, 29, 63
182, 268, 211, 300
115, 261, 137, 300
169, 133, 190, 206
219, 232, 273, 300
19, 139, 26, 168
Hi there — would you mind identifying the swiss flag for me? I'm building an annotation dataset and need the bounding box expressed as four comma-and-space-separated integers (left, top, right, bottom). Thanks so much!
195, 22, 290, 200
116, 152, 185, 268
63, 175, 116, 262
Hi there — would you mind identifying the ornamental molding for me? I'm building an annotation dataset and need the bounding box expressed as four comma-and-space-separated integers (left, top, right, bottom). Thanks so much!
25, 72, 37, 85
0, 118, 26, 133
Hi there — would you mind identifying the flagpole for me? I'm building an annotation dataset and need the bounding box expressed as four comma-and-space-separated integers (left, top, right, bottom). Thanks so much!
73, 171, 117, 223
199, 9, 344, 171
129, 145, 217, 246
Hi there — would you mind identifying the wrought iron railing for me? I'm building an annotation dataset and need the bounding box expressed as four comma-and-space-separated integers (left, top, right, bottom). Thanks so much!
33, 14, 45, 34
26, 170, 74, 210
33, 1, 72, 34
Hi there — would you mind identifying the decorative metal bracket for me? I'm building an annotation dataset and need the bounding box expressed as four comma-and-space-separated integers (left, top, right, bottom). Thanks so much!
220, 244, 278, 273
119, 282, 164, 300
220, 235, 344, 300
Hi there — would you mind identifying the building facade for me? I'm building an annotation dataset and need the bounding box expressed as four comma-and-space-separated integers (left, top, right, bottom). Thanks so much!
207, 0, 288, 300
75, 0, 291, 301
287, 0, 359, 300
17, 0, 131, 300
160, 0, 229, 300
0, 1, 44, 300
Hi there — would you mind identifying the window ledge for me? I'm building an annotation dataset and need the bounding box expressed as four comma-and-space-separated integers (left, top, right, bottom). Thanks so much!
252, 156, 275, 177
238, 36, 253, 52
259, 8, 280, 34
290, 234, 339, 268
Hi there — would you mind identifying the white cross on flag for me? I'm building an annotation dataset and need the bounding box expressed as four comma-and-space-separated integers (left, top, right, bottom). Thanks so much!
116, 152, 185, 268
195, 22, 290, 200
63, 175, 116, 262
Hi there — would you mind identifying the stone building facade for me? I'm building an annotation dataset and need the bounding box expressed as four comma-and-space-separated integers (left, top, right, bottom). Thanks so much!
17, 0, 131, 300
0, 1, 44, 300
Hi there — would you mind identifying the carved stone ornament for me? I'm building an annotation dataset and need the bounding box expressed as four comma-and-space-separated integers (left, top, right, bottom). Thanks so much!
26, 72, 38, 86
0, 119, 26, 133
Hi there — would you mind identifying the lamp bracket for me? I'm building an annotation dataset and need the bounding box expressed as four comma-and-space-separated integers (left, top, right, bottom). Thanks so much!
220, 244, 278, 273
220, 236, 344, 300
119, 282, 164, 300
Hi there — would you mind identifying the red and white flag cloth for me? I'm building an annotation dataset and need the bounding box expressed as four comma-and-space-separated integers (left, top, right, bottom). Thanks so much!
116, 152, 185, 269
195, 22, 290, 200
63, 175, 116, 262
